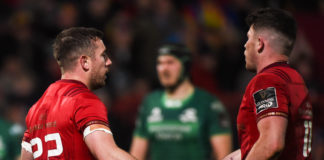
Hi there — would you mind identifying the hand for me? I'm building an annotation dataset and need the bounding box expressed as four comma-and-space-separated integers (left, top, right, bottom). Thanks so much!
222, 149, 241, 160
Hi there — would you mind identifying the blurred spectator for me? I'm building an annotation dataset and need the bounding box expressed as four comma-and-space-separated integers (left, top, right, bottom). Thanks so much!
81, 0, 114, 31
132, 0, 184, 84
56, 2, 79, 29
105, 10, 136, 97
0, 55, 38, 106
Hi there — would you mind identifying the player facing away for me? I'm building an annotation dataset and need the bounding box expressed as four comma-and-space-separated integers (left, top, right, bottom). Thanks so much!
130, 44, 232, 160
223, 8, 313, 160
20, 27, 137, 160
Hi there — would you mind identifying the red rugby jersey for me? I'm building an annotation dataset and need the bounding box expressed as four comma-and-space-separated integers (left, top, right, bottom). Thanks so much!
237, 62, 313, 160
23, 79, 109, 159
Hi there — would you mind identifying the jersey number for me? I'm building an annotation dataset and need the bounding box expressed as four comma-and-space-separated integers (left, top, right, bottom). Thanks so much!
303, 120, 312, 157
30, 133, 63, 158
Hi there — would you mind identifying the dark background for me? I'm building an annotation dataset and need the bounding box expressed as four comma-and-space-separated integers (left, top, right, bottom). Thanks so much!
0, 0, 323, 159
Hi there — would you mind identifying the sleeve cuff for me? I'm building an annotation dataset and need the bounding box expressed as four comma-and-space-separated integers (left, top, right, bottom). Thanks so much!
257, 111, 288, 122
83, 125, 113, 139
21, 141, 32, 153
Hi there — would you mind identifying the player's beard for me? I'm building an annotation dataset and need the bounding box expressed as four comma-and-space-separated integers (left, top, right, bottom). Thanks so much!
89, 71, 107, 90
162, 72, 186, 93
165, 78, 185, 93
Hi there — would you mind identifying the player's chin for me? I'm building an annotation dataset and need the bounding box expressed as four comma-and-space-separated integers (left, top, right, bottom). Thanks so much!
161, 81, 177, 88
245, 65, 256, 73
100, 79, 106, 86
94, 79, 106, 89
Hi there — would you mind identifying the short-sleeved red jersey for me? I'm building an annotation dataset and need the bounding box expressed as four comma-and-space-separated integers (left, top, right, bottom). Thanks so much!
23, 79, 109, 159
237, 62, 313, 160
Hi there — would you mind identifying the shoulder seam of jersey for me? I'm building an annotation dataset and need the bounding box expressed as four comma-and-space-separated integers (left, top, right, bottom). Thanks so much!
64, 87, 89, 97
70, 89, 90, 97
266, 69, 291, 83
64, 87, 83, 96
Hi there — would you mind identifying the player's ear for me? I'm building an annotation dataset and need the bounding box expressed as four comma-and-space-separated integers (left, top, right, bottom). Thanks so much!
80, 55, 90, 71
257, 37, 264, 54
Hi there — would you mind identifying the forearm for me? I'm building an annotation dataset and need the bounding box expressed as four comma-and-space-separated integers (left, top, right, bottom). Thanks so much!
130, 137, 148, 160
245, 139, 281, 160
211, 134, 232, 160
222, 149, 241, 160
85, 127, 137, 160
103, 147, 137, 160
21, 141, 34, 160
21, 148, 34, 160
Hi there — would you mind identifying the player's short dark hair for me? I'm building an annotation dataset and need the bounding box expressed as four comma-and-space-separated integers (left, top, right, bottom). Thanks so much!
246, 8, 297, 56
53, 27, 103, 71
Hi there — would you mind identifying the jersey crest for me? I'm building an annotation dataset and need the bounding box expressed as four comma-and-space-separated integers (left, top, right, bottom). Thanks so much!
179, 108, 197, 123
148, 107, 163, 123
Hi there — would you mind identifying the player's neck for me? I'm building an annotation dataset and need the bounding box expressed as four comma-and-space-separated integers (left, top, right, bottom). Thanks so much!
257, 51, 288, 73
165, 79, 194, 100
61, 72, 90, 89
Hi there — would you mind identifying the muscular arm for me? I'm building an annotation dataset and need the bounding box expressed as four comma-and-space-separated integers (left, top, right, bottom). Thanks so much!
210, 134, 232, 160
130, 136, 149, 160
84, 124, 136, 160
245, 116, 287, 160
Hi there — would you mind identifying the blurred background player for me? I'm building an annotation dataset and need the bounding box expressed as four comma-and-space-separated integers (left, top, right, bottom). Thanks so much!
20, 27, 136, 160
0, 118, 22, 160
130, 43, 232, 160
0, 100, 25, 160
228, 8, 313, 160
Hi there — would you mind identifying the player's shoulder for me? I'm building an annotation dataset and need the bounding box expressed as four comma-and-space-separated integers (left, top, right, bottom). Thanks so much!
139, 89, 164, 108
194, 87, 220, 101
62, 84, 92, 97
73, 91, 104, 109
52, 80, 97, 99
55, 80, 103, 106
73, 89, 98, 100
45, 80, 92, 98
193, 88, 225, 111
144, 89, 164, 100
253, 67, 290, 85
258, 63, 301, 82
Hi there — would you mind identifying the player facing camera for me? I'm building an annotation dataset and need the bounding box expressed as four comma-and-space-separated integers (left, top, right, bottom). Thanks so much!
156, 43, 192, 92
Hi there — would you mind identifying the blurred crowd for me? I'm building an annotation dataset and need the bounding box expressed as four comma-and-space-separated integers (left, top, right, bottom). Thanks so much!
0, 0, 324, 159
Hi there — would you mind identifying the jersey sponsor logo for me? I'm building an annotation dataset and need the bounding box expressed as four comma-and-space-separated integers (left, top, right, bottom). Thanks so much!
149, 124, 192, 140
253, 87, 278, 114
148, 107, 163, 123
211, 101, 224, 111
179, 108, 197, 123
148, 122, 199, 140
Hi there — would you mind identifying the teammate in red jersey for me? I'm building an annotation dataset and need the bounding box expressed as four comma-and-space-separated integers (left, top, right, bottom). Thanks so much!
224, 8, 313, 160
20, 27, 136, 160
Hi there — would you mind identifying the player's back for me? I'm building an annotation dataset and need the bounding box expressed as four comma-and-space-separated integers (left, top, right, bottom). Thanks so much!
24, 80, 101, 160
264, 65, 313, 160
